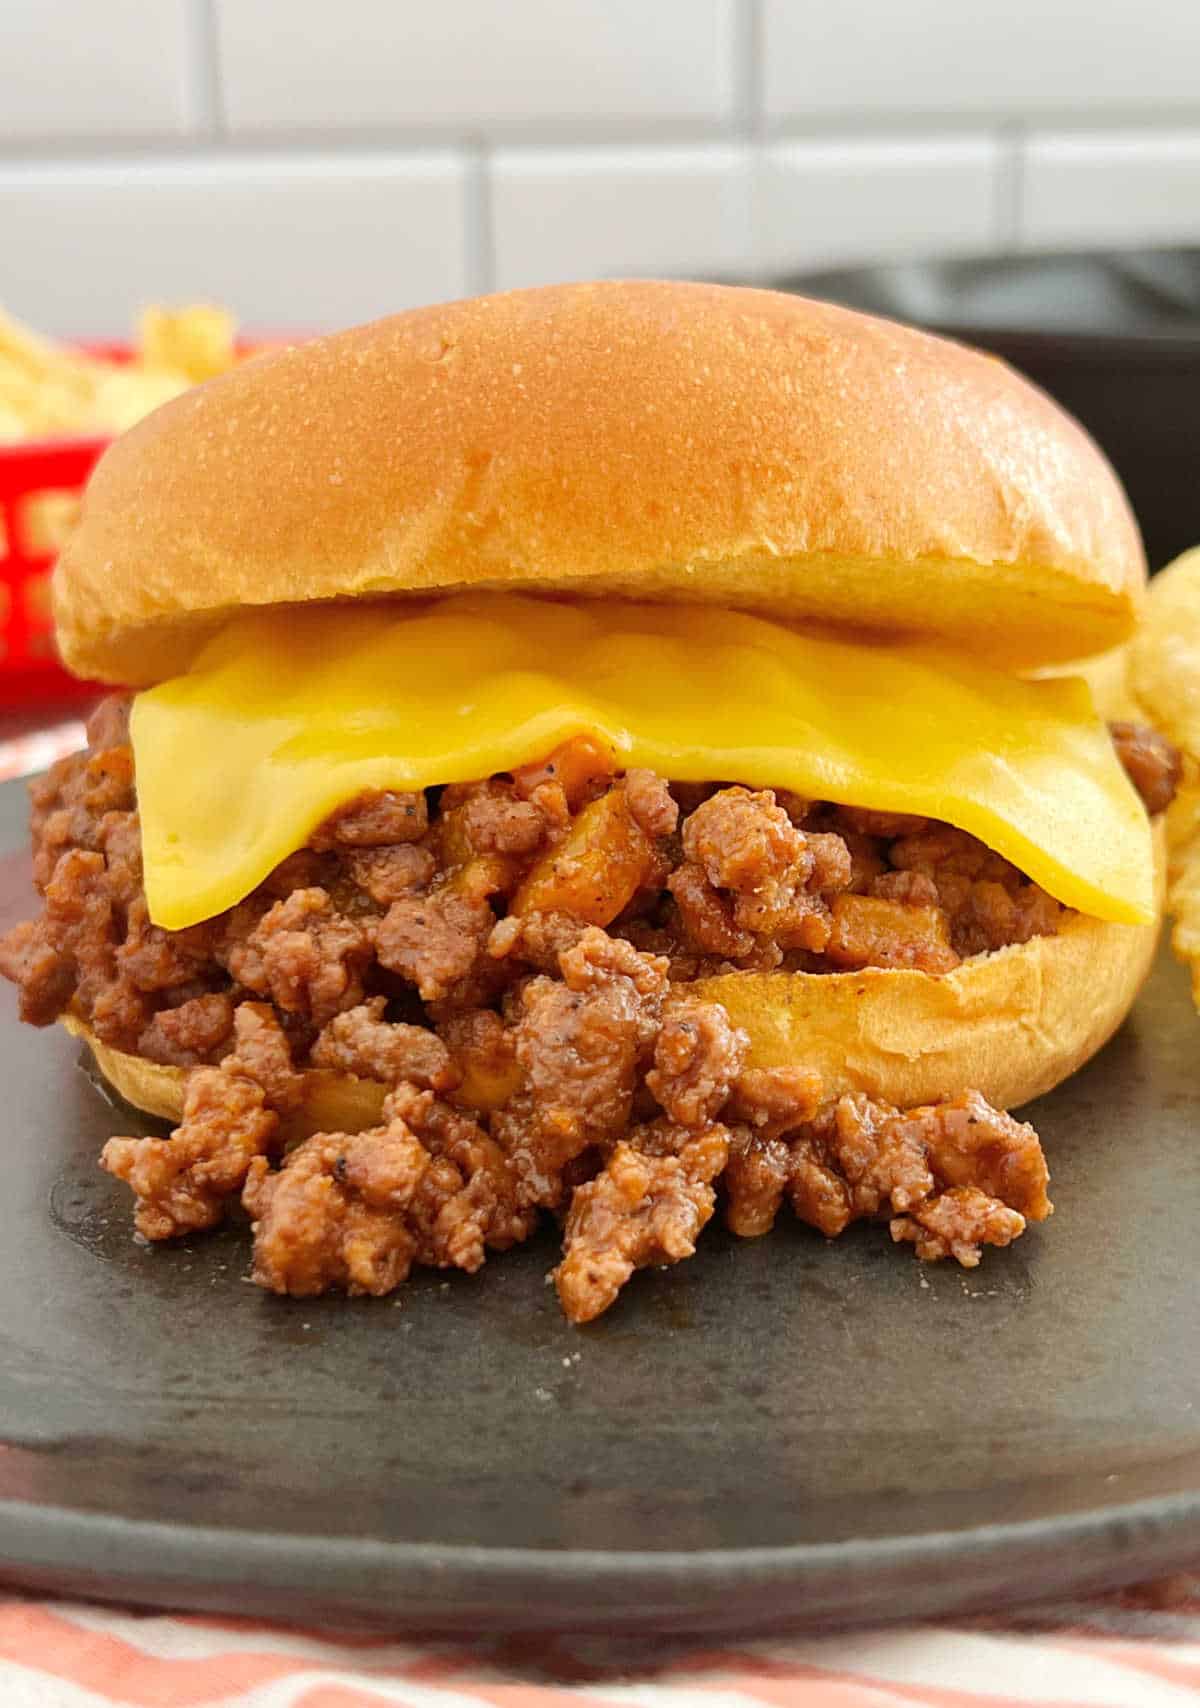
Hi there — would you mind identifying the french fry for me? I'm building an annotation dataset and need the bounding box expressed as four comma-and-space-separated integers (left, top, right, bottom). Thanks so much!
0, 301, 242, 445
138, 304, 237, 383
19, 490, 81, 556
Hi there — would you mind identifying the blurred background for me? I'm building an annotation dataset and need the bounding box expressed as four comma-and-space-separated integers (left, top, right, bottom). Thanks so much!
2, 0, 1200, 332
2, 0, 1200, 712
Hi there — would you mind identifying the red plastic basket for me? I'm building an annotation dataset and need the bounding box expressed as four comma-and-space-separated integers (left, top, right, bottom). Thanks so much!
0, 337, 275, 706
0, 338, 145, 704
0, 432, 113, 704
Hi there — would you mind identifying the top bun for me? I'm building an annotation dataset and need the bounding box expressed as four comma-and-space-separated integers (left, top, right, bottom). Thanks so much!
54, 280, 1145, 685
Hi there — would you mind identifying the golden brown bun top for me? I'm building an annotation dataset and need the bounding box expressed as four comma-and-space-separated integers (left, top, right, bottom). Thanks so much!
54, 280, 1146, 685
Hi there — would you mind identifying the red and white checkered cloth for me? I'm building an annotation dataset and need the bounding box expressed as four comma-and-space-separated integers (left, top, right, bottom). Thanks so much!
0, 1581, 1198, 1705
0, 720, 87, 784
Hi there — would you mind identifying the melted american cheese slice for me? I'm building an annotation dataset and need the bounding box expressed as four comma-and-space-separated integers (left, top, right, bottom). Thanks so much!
132, 594, 1155, 932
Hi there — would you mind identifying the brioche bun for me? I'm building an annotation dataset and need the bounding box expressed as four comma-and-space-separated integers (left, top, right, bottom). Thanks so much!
63, 1014, 388, 1144
54, 280, 1144, 686
693, 859, 1163, 1111
66, 827, 1162, 1132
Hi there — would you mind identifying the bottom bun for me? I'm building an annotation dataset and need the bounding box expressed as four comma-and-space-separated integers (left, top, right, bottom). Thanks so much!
65, 830, 1163, 1130
64, 1014, 388, 1142
694, 899, 1160, 1112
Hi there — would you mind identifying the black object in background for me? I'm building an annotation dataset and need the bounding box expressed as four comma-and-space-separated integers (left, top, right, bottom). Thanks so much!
778, 251, 1200, 573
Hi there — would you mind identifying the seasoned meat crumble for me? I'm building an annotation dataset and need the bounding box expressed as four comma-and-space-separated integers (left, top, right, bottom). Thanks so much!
0, 695, 1178, 1319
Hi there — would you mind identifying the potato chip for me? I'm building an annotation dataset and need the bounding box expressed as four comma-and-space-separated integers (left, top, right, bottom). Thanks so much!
1128, 547, 1200, 755
83, 365, 196, 435
19, 490, 82, 556
138, 304, 237, 383
1162, 779, 1200, 1008
0, 305, 86, 386
1127, 547, 1200, 1008
0, 301, 241, 444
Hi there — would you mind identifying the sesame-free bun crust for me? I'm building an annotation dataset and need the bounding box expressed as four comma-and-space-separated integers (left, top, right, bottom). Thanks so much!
63, 1014, 388, 1144
54, 280, 1145, 685
66, 838, 1161, 1132
694, 875, 1161, 1111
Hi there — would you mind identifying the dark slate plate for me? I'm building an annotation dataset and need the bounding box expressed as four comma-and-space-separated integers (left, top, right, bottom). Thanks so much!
0, 774, 1198, 1635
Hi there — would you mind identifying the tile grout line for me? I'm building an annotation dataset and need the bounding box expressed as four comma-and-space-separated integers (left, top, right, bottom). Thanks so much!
736, 0, 764, 272
997, 119, 1026, 250
183, 0, 224, 139
5, 109, 1200, 170
736, 0, 764, 140
464, 137, 495, 297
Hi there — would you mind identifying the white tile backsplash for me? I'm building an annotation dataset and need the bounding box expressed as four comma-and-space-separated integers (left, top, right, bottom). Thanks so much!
0, 0, 1198, 332
0, 0, 192, 140
492, 147, 750, 291
764, 0, 1200, 121
0, 156, 468, 338
754, 140, 1002, 276
216, 0, 735, 135
1023, 132, 1200, 250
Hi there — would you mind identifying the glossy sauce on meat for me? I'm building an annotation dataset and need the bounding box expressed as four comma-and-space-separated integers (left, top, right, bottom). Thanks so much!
0, 698, 1178, 1320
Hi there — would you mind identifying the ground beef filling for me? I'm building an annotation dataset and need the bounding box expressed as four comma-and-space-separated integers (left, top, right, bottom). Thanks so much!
0, 696, 1178, 1321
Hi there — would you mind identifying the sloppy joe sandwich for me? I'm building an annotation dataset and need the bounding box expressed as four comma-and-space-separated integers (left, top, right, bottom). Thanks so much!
0, 281, 1179, 1320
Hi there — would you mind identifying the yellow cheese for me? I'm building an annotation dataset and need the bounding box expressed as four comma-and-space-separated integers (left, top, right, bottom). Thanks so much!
132, 593, 1155, 932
